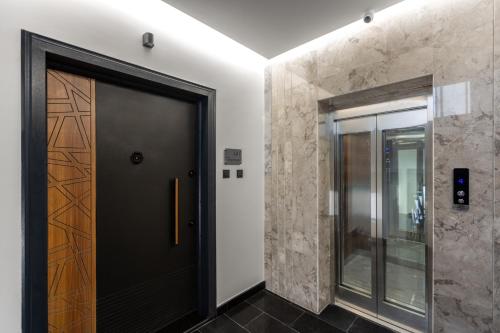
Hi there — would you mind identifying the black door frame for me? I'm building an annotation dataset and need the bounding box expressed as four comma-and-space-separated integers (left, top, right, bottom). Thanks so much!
21, 30, 216, 332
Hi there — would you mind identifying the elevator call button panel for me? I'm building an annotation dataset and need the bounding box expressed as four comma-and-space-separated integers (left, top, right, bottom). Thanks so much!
453, 168, 469, 207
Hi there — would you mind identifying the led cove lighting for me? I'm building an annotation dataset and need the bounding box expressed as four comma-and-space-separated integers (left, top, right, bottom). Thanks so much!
269, 0, 421, 64
105, 0, 267, 69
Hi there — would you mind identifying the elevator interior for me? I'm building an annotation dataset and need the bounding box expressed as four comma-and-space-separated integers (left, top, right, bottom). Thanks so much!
331, 96, 432, 332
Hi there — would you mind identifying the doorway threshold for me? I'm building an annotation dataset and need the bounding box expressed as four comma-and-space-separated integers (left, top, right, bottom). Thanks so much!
334, 299, 423, 333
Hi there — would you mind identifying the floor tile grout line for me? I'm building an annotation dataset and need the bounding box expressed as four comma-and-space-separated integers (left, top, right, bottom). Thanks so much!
288, 311, 305, 327
243, 312, 265, 328
248, 291, 352, 332
346, 316, 358, 332
227, 300, 263, 320
253, 291, 351, 332
242, 300, 263, 314
224, 314, 251, 333
251, 290, 304, 312
211, 290, 392, 333
247, 291, 305, 316
255, 309, 302, 333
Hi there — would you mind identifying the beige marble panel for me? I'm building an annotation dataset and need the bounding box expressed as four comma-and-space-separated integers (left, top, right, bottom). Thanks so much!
433, 81, 494, 333
494, 0, 500, 331
265, 1, 497, 330
431, 1, 494, 332
264, 66, 273, 287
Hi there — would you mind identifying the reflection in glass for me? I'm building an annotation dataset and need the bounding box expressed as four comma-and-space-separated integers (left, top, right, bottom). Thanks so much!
382, 127, 426, 313
339, 133, 372, 295
434, 81, 471, 117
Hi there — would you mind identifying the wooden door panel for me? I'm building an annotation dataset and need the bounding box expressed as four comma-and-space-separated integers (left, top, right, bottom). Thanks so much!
47, 69, 96, 333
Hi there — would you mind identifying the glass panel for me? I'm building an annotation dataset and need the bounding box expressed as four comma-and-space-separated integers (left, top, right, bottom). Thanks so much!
382, 127, 426, 313
339, 132, 372, 295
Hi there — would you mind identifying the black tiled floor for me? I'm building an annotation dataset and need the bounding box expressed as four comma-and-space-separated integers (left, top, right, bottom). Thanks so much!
226, 301, 263, 326
318, 305, 357, 331
199, 315, 247, 333
196, 290, 396, 333
246, 313, 296, 333
291, 313, 344, 333
246, 290, 303, 325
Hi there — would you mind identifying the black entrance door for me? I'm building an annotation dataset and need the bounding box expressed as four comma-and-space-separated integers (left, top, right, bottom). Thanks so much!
96, 81, 198, 332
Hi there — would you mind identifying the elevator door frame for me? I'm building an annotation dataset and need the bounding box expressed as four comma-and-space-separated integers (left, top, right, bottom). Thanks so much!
21, 31, 217, 333
332, 96, 433, 332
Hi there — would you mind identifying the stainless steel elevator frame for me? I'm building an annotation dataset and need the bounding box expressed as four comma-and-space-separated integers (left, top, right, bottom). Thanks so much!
330, 96, 433, 332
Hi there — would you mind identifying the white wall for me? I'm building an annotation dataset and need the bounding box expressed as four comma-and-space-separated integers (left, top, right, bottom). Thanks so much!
0, 0, 266, 331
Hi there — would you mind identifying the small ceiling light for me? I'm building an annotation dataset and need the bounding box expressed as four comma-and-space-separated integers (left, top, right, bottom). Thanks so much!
363, 11, 374, 24
142, 32, 155, 48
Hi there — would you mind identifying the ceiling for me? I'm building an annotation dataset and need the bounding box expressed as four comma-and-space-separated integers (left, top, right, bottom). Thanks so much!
162, 0, 402, 58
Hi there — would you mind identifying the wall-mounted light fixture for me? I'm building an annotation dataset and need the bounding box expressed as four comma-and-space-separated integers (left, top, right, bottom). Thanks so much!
142, 32, 155, 48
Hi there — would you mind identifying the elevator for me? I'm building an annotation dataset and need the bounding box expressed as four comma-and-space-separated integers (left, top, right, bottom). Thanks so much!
332, 96, 432, 332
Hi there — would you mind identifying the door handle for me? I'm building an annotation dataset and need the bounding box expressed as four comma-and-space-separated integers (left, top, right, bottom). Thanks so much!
174, 178, 179, 246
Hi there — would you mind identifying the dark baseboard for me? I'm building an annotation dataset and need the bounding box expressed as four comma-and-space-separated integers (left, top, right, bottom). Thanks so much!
216, 281, 266, 315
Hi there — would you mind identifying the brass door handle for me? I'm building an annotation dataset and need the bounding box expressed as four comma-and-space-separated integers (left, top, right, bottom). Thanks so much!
174, 178, 179, 245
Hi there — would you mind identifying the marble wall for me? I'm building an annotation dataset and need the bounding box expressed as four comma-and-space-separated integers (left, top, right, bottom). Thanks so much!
265, 0, 499, 332
494, 1, 500, 331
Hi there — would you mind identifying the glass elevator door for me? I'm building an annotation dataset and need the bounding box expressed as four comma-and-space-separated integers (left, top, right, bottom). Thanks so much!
334, 107, 428, 331
335, 116, 377, 313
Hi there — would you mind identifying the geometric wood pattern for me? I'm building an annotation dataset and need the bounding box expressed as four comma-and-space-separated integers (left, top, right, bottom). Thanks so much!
47, 69, 96, 333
